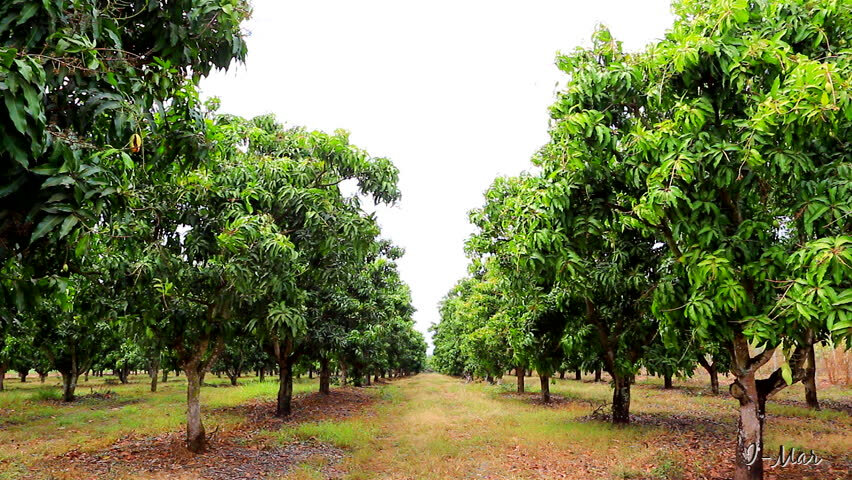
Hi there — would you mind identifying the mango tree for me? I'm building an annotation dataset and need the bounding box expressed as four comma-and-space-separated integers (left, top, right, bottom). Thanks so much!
546, 2, 850, 477
0, 1, 249, 328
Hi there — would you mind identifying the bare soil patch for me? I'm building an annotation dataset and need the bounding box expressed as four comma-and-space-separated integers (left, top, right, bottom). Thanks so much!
44, 387, 377, 479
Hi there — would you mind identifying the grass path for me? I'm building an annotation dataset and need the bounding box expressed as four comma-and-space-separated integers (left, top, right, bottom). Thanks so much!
310, 373, 850, 480
335, 374, 669, 480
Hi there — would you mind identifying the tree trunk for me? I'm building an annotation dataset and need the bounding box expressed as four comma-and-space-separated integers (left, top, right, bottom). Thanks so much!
594, 368, 602, 382
516, 366, 525, 393
38, 372, 47, 383
710, 368, 720, 394
149, 356, 160, 393
0, 366, 6, 391
184, 367, 207, 453
276, 358, 293, 417
664, 373, 673, 389
118, 361, 129, 384
803, 344, 820, 410
575, 369, 581, 381
162, 369, 169, 383
698, 356, 720, 394
340, 362, 347, 386
558, 370, 565, 379
611, 373, 631, 424
308, 368, 313, 379
259, 367, 265, 383
227, 372, 238, 386
319, 357, 331, 395
730, 372, 765, 480
60, 371, 79, 402
18, 371, 26, 382
539, 375, 550, 403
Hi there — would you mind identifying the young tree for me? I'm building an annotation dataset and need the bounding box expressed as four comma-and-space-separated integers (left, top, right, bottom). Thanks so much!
28, 276, 113, 401
126, 118, 304, 451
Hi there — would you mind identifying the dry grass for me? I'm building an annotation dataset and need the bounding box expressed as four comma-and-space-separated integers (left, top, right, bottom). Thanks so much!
336, 373, 850, 480
1, 370, 850, 480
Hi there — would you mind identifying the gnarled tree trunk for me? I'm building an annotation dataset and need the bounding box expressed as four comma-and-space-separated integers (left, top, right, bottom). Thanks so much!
730, 371, 765, 480
729, 332, 811, 480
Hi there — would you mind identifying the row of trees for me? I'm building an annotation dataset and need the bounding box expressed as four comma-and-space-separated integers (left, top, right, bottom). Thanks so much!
431, 255, 730, 400
432, 1, 850, 479
0, 0, 425, 454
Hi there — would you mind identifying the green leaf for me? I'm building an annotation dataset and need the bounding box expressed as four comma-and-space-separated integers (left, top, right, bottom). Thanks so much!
16, 3, 40, 25
0, 175, 26, 198
3, 91, 27, 134
30, 214, 63, 242
781, 362, 792, 386
121, 152, 134, 169
75, 233, 90, 257
58, 215, 78, 239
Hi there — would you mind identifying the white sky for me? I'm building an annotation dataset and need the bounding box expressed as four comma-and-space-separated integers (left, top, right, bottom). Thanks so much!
201, 0, 675, 350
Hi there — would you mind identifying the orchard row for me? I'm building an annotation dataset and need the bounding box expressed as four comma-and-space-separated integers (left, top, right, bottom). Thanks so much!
0, 0, 426, 454
431, 2, 850, 480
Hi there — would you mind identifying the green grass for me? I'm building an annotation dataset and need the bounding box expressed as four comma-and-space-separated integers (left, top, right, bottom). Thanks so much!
276, 419, 378, 449
0, 372, 327, 477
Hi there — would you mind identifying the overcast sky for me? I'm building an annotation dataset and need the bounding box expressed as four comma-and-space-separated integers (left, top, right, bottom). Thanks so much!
201, 0, 675, 349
